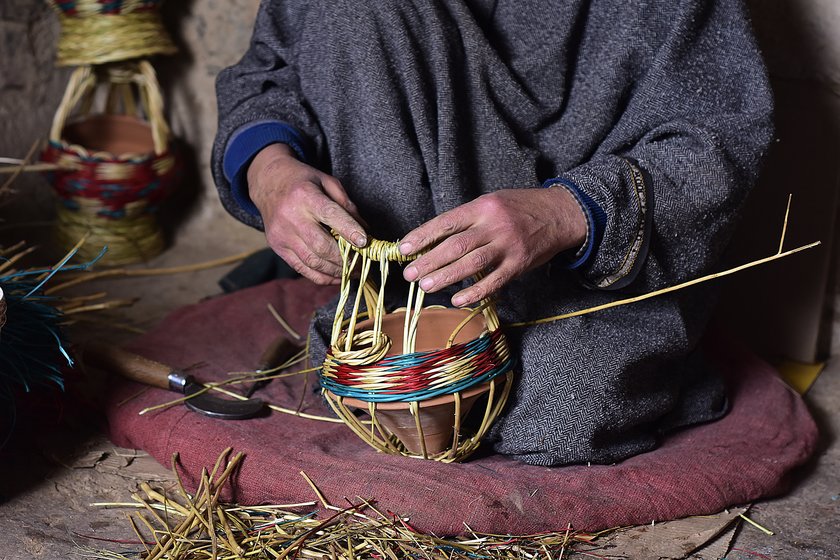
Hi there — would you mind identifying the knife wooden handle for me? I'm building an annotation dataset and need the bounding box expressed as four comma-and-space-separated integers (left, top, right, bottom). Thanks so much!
256, 337, 301, 372
83, 342, 174, 390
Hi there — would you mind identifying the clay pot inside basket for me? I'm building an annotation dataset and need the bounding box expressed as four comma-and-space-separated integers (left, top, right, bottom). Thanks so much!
338, 307, 494, 456
63, 114, 156, 155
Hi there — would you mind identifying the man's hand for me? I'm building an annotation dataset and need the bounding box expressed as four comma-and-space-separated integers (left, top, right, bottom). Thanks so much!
399, 187, 587, 306
247, 143, 367, 285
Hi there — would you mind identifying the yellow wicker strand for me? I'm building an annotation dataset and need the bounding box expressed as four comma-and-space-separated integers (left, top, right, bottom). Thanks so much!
332, 233, 425, 263
330, 242, 356, 345
345, 255, 373, 352
50, 66, 96, 143
405, 286, 426, 354
446, 302, 490, 348
481, 374, 514, 438
462, 379, 499, 452
409, 401, 429, 460
324, 395, 393, 455
136, 61, 170, 155
374, 254, 388, 342
447, 393, 463, 461
402, 280, 417, 355
366, 403, 402, 454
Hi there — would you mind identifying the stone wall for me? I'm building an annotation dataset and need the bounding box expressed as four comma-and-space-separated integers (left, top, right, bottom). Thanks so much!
1, 1, 838, 359
727, 0, 840, 360
0, 0, 261, 237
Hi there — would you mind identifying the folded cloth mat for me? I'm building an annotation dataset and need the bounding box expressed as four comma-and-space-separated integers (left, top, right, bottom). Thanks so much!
106, 278, 818, 534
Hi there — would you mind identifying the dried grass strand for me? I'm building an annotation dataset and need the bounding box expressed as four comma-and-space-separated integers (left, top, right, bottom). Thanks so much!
508, 240, 820, 328
44, 249, 256, 294
510, 199, 818, 328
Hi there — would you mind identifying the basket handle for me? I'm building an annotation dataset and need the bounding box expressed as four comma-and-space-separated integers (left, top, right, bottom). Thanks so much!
49, 65, 96, 144
48, 61, 170, 156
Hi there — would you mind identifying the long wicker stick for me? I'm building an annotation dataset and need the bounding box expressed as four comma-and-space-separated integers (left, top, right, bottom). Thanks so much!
44, 250, 256, 294
509, 240, 820, 328
510, 195, 818, 328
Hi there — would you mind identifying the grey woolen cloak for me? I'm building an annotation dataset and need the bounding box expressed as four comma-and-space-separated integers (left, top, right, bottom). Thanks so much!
212, 0, 773, 466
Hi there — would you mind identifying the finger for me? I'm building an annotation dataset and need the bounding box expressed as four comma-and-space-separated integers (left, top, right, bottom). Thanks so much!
288, 236, 343, 278
399, 206, 469, 256
320, 176, 356, 212
266, 221, 343, 279
320, 177, 368, 227
299, 222, 345, 269
278, 246, 342, 286
404, 234, 491, 288
312, 196, 368, 248
410, 245, 497, 292
450, 267, 512, 307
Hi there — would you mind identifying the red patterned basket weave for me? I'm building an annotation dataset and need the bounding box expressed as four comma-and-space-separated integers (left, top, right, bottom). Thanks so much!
42, 62, 179, 264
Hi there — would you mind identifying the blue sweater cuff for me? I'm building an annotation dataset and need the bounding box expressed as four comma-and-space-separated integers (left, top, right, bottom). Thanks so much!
543, 177, 607, 270
223, 121, 309, 217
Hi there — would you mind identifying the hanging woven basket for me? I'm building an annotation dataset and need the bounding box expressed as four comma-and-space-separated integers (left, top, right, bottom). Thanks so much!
41, 61, 179, 265
47, 0, 177, 66
320, 236, 514, 462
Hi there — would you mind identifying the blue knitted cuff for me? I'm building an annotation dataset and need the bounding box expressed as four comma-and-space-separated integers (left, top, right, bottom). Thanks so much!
543, 177, 607, 270
223, 121, 309, 217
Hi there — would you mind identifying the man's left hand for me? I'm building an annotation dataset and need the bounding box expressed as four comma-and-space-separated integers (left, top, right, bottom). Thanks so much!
399, 187, 588, 307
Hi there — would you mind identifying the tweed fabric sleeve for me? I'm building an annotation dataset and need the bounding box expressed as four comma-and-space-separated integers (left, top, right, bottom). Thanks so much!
223, 120, 310, 216
555, 0, 773, 292
211, 1, 323, 230
212, 0, 775, 466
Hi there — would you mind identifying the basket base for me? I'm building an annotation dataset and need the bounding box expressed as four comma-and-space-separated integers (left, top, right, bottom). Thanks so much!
337, 382, 492, 456
55, 202, 165, 265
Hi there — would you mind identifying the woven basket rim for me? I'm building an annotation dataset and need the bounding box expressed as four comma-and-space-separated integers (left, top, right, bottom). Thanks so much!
322, 307, 512, 404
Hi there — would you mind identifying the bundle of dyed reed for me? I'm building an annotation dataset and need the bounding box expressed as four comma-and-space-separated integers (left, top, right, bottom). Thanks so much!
0, 241, 121, 446
81, 449, 600, 560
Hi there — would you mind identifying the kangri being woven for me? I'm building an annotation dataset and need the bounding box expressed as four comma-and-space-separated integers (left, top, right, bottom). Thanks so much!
42, 61, 179, 264
320, 235, 514, 462
47, 0, 177, 66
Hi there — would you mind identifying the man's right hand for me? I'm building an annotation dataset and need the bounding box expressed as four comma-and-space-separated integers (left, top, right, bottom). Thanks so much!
247, 143, 367, 285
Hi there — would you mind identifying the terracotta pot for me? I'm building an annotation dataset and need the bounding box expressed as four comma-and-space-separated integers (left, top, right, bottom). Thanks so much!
331, 307, 495, 457
63, 114, 156, 156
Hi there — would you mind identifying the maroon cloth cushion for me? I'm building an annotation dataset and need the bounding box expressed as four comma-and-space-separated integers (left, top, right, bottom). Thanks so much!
106, 279, 818, 534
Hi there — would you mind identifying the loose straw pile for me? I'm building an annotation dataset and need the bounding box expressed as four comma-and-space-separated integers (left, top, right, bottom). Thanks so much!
80, 448, 601, 560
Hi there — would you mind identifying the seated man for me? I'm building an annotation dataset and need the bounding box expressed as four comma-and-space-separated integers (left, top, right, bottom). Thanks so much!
212, 0, 772, 466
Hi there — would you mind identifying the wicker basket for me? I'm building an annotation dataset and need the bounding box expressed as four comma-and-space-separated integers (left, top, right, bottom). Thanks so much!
41, 62, 179, 265
47, 0, 177, 66
320, 237, 514, 462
